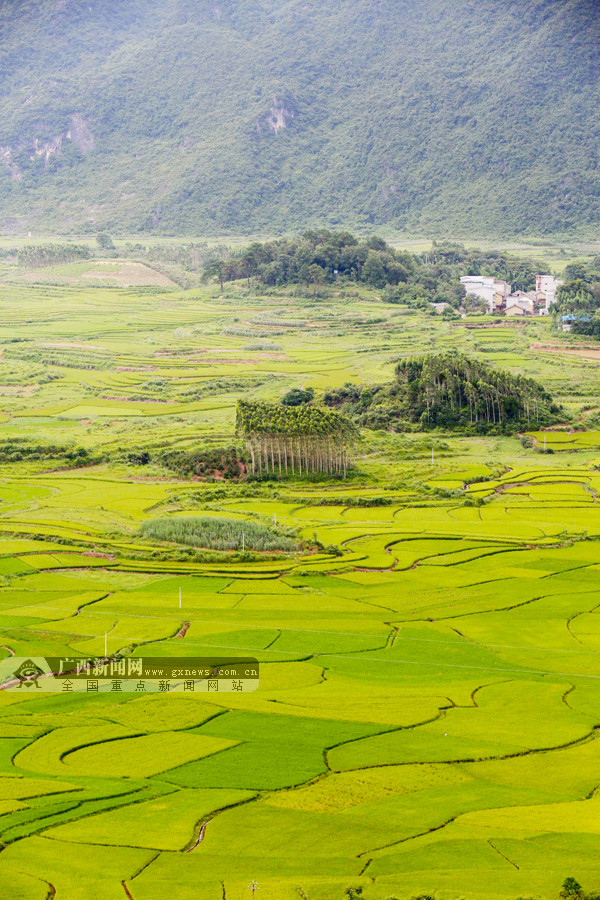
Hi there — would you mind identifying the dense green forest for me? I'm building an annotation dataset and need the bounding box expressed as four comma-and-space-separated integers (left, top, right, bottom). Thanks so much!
209, 232, 543, 307
0, 0, 598, 236
324, 353, 560, 432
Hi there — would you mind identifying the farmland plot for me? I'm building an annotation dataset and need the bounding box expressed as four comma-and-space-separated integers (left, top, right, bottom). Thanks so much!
1, 275, 600, 899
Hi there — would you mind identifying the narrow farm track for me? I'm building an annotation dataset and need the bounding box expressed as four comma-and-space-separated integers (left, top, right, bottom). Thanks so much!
40, 878, 56, 900
186, 820, 209, 851
175, 621, 191, 638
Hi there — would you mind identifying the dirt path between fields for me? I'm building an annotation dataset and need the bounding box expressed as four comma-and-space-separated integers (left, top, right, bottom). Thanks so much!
175, 621, 191, 638
186, 820, 209, 851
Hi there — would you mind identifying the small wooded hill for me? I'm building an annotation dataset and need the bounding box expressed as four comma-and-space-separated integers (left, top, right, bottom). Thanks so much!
209, 232, 544, 298
324, 353, 561, 433
0, 0, 599, 236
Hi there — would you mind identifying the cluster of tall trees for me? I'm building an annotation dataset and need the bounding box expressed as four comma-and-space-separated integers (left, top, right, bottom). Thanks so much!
236, 400, 357, 477
17, 243, 91, 269
395, 354, 556, 427
205, 232, 544, 307
324, 353, 559, 432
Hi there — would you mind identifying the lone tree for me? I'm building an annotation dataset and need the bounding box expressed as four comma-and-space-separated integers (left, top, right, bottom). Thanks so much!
204, 259, 226, 292
96, 232, 115, 250
281, 387, 314, 406
560, 878, 584, 899
236, 400, 357, 478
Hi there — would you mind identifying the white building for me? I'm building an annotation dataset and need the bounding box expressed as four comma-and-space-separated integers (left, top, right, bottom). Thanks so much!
460, 276, 512, 313
536, 275, 563, 313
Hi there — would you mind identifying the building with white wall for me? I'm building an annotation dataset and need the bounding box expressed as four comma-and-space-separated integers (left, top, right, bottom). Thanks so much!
460, 276, 511, 313
460, 274, 563, 316
536, 275, 563, 313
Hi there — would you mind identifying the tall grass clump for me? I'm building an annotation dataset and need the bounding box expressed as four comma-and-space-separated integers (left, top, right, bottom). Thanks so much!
140, 516, 298, 552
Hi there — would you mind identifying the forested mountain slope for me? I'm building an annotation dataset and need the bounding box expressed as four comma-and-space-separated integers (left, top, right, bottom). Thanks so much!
0, 0, 598, 236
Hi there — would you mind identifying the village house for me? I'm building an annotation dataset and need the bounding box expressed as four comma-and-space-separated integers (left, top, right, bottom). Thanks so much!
561, 313, 591, 333
561, 314, 575, 332
506, 290, 535, 316
460, 276, 511, 313
461, 273, 563, 316
535, 275, 563, 313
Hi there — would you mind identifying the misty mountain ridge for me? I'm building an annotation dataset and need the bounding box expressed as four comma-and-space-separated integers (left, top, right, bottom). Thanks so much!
0, 0, 598, 237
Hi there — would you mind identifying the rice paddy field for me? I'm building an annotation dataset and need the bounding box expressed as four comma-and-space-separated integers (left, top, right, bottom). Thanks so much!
2, 264, 600, 899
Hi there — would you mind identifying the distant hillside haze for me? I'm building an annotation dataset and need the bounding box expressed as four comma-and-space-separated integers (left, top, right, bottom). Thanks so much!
0, 0, 598, 236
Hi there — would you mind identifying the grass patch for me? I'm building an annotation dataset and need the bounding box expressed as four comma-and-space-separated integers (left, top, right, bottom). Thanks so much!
140, 516, 299, 552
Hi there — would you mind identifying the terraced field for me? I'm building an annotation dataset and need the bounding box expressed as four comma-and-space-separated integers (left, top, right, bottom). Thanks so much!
1, 274, 600, 899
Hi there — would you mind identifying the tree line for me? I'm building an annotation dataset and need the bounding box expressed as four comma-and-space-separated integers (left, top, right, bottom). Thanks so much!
236, 400, 357, 478
17, 243, 91, 269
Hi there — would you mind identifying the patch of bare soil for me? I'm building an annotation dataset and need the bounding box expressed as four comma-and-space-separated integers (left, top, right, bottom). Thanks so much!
456, 321, 524, 330
21, 261, 177, 288
531, 342, 600, 360
155, 350, 203, 357
201, 358, 255, 365
0, 384, 36, 396
80, 261, 177, 287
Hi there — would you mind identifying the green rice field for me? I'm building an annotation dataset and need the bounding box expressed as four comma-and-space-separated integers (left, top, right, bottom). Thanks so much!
1, 269, 600, 899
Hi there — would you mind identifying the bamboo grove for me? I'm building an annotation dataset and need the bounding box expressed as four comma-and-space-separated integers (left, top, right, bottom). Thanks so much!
236, 400, 358, 477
